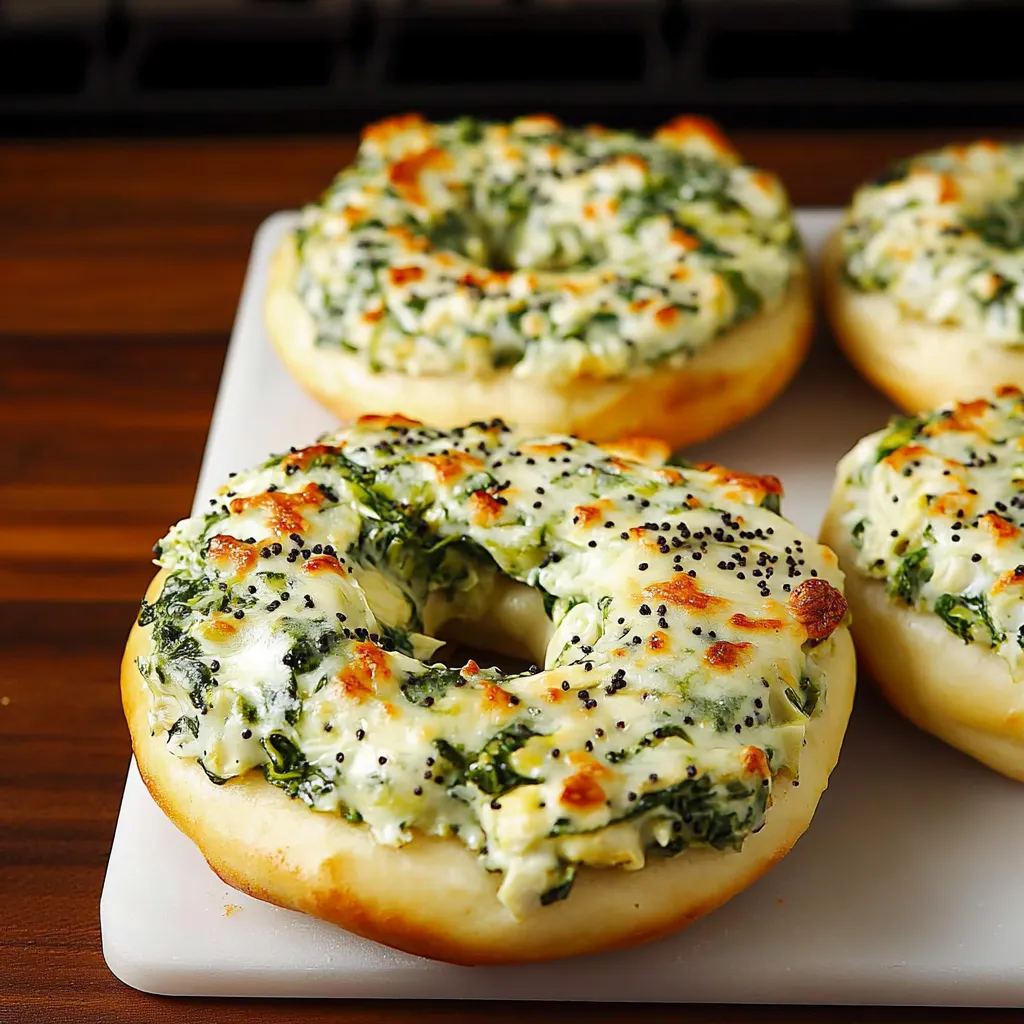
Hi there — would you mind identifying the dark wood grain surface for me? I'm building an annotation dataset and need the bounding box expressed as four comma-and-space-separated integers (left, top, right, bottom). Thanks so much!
1, 131, 1018, 1024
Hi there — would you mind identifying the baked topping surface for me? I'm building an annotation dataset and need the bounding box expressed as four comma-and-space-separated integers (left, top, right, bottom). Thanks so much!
138, 416, 846, 916
292, 114, 801, 381
840, 141, 1024, 344
836, 387, 1024, 677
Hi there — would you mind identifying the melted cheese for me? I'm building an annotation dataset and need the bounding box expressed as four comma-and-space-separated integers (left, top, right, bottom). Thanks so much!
140, 417, 846, 917
836, 386, 1024, 676
294, 114, 801, 381
841, 141, 1024, 344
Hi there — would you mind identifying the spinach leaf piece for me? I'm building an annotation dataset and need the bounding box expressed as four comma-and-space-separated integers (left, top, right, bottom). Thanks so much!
665, 451, 694, 469
380, 621, 415, 656
401, 664, 461, 708
869, 159, 910, 188
964, 187, 1024, 251
465, 723, 538, 797
934, 593, 1005, 646
158, 655, 215, 711
686, 693, 745, 732
197, 758, 230, 786
625, 774, 766, 852
889, 547, 931, 605
719, 269, 763, 323
167, 715, 199, 744
433, 739, 467, 772
785, 674, 819, 717
606, 724, 692, 765
279, 618, 339, 675
539, 865, 577, 907
875, 415, 920, 462
261, 732, 334, 807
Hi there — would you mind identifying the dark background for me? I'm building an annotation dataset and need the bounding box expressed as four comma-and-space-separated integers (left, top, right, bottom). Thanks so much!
4, 0, 1024, 138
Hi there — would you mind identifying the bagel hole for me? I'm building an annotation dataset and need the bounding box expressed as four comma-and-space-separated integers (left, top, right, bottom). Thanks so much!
429, 629, 535, 679
427, 198, 607, 275
423, 578, 554, 677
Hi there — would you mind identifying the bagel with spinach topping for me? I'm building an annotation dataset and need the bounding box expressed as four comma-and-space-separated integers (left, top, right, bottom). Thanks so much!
824, 141, 1024, 412
822, 387, 1024, 779
266, 114, 811, 446
124, 415, 853, 964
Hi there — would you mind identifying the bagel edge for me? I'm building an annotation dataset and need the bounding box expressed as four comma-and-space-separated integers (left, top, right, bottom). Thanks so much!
124, 569, 855, 965
821, 230, 1024, 414
266, 234, 813, 447
821, 490, 1024, 781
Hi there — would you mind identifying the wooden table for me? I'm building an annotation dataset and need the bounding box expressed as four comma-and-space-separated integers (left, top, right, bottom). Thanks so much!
1, 132, 1016, 1024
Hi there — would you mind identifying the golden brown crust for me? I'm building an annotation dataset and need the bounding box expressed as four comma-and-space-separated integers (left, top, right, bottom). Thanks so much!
123, 570, 855, 964
821, 494, 1024, 782
265, 235, 813, 447
821, 230, 1024, 413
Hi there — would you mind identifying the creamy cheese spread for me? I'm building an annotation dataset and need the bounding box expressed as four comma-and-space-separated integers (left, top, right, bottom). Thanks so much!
836, 386, 1024, 677
292, 114, 802, 381
841, 141, 1024, 344
138, 416, 846, 917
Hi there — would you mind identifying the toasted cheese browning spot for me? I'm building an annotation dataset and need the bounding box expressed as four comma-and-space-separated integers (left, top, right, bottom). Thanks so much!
572, 502, 610, 527
881, 444, 937, 471
334, 642, 392, 701
388, 265, 425, 287
387, 147, 454, 207
643, 574, 726, 611
647, 631, 669, 652
705, 640, 753, 669
980, 512, 1019, 542
654, 115, 738, 159
729, 613, 784, 632
696, 463, 784, 502
201, 617, 239, 641
361, 113, 427, 146
994, 567, 1024, 594
207, 535, 258, 578
741, 745, 770, 777
786, 578, 848, 643
924, 399, 993, 436
281, 444, 343, 471
469, 489, 505, 525
559, 772, 606, 810
559, 753, 610, 810
356, 413, 422, 430
482, 683, 518, 710
229, 484, 325, 536
415, 451, 484, 483
932, 490, 975, 518
303, 555, 346, 575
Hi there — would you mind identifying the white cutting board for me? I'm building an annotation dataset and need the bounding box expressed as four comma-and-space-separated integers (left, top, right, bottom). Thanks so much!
100, 210, 1024, 1004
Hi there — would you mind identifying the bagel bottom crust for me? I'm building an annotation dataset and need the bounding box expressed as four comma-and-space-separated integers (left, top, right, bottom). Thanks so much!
265, 236, 813, 448
821, 231, 1024, 414
821, 498, 1024, 782
123, 571, 855, 965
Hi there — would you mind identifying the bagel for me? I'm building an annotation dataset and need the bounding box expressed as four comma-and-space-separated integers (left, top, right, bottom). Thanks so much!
824, 141, 1024, 412
266, 114, 812, 446
124, 415, 854, 964
821, 387, 1024, 780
